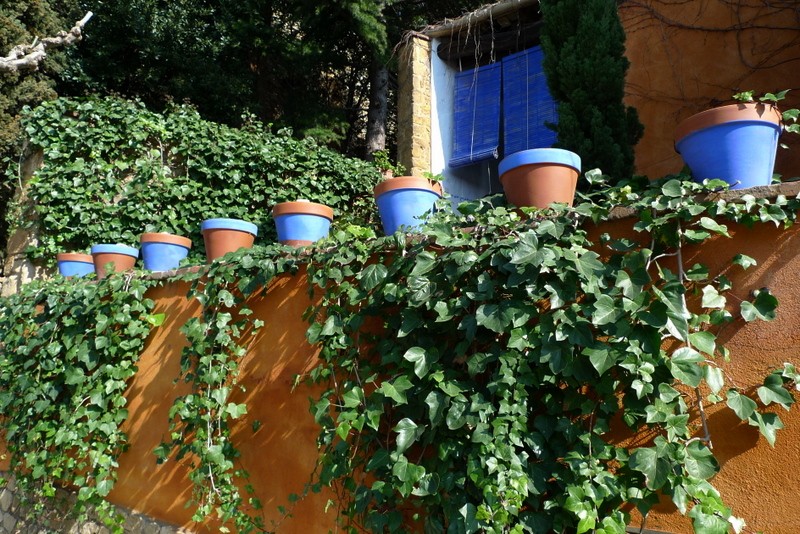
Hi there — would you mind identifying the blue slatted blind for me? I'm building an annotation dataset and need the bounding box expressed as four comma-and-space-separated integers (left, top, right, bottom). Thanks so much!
502, 46, 558, 155
450, 62, 502, 168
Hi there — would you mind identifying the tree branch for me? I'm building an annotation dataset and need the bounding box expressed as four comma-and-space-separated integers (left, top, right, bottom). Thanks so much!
0, 11, 93, 74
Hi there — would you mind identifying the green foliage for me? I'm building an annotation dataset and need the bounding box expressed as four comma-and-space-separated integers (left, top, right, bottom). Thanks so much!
305, 176, 796, 532
15, 96, 381, 264
539, 0, 644, 182
0, 272, 158, 528
1, 172, 799, 532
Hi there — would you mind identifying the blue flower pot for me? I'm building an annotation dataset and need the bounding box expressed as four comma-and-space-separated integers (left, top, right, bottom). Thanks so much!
90, 244, 139, 279
56, 253, 95, 277
200, 218, 258, 262
675, 102, 782, 189
140, 233, 192, 272
273, 201, 334, 247
373, 177, 442, 235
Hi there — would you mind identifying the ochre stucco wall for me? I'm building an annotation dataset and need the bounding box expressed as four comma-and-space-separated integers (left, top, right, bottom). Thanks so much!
108, 270, 339, 532
620, 0, 800, 180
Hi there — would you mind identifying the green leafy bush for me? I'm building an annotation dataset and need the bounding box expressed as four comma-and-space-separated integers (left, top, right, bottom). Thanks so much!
14, 96, 381, 263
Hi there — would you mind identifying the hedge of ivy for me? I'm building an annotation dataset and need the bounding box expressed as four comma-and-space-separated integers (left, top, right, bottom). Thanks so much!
9, 96, 382, 264
1, 171, 799, 533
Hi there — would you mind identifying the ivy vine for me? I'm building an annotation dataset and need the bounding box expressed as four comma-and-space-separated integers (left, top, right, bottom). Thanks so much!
10, 96, 381, 264
0, 273, 161, 529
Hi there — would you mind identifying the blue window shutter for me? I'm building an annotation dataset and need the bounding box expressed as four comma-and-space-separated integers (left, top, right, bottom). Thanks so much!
502, 46, 558, 155
450, 62, 502, 168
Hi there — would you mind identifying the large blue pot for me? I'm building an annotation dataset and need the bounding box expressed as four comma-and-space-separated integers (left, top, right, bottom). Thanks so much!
273, 201, 334, 247
140, 233, 192, 272
56, 253, 95, 277
675, 102, 782, 189
373, 177, 442, 235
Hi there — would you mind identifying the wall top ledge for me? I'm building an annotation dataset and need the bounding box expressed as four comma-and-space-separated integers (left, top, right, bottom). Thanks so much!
605, 181, 800, 222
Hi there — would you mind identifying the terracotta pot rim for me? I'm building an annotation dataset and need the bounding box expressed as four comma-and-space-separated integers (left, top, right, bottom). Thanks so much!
499, 148, 581, 177
200, 218, 258, 236
272, 201, 334, 220
57, 253, 93, 263
374, 176, 443, 198
91, 244, 139, 258
140, 232, 192, 248
674, 102, 782, 144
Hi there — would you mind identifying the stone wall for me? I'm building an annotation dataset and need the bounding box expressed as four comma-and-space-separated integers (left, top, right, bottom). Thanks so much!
396, 34, 433, 176
0, 150, 47, 298
0, 475, 188, 534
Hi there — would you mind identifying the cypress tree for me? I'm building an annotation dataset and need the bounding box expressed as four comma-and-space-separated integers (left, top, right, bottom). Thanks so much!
539, 0, 644, 182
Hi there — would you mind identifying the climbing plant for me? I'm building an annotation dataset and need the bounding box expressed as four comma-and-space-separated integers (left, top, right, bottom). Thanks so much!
0, 273, 161, 529
0, 172, 799, 533
305, 175, 800, 533
9, 96, 381, 264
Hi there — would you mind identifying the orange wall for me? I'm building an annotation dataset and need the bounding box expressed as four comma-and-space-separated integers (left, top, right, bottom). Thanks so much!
606, 212, 800, 532
109, 270, 339, 532
621, 0, 800, 180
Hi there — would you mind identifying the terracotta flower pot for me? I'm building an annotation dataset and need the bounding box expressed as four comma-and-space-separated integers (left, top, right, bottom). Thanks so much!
273, 200, 334, 247
200, 218, 258, 263
56, 253, 95, 278
674, 102, 782, 189
498, 148, 581, 209
373, 176, 443, 235
91, 244, 139, 279
140, 232, 192, 272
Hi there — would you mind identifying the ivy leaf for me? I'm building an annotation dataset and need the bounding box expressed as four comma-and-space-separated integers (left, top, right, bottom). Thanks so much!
476, 303, 513, 333
701, 286, 726, 309
583, 346, 615, 377
403, 346, 438, 378
732, 254, 756, 270
591, 295, 621, 326
748, 412, 783, 447
224, 403, 247, 419
684, 441, 719, 480
509, 231, 539, 264
757, 373, 794, 410
704, 366, 724, 395
661, 179, 683, 198
689, 331, 716, 356
698, 217, 730, 237
669, 347, 704, 387
394, 418, 421, 453
725, 389, 757, 420
379, 376, 413, 405
424, 391, 446, 425
629, 447, 670, 490
359, 264, 388, 291
741, 289, 778, 322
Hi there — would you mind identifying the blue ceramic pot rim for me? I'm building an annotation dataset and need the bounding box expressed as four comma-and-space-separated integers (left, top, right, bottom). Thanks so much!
91, 244, 139, 257
499, 149, 581, 176
200, 218, 258, 236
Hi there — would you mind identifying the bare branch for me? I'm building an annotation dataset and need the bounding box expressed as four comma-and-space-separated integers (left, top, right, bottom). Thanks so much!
0, 12, 93, 74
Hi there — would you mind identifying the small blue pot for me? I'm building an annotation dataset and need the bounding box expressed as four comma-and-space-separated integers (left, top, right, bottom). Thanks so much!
56, 253, 95, 277
273, 201, 334, 246
373, 177, 442, 235
140, 233, 192, 272
675, 102, 782, 189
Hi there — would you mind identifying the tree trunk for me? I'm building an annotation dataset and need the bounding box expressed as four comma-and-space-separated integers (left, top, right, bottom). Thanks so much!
365, 57, 388, 160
